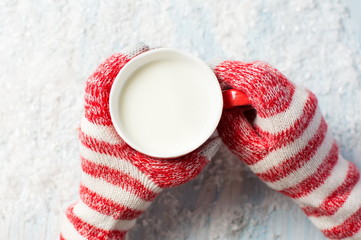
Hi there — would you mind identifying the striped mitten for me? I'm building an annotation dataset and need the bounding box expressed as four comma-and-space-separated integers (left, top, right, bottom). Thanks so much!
60, 44, 221, 240
214, 61, 361, 240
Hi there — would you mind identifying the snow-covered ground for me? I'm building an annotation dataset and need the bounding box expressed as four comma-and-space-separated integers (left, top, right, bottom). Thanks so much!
0, 0, 360, 239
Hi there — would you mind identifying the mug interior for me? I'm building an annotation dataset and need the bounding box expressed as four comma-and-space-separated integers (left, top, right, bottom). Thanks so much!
109, 48, 223, 158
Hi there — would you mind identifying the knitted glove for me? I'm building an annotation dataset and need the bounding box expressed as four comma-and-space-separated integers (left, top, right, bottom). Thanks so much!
60, 44, 221, 240
214, 61, 361, 240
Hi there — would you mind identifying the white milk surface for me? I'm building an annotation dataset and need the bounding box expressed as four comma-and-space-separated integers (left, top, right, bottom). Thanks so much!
118, 58, 220, 157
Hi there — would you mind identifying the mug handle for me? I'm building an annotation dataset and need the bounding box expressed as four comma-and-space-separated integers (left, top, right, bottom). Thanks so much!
222, 89, 251, 109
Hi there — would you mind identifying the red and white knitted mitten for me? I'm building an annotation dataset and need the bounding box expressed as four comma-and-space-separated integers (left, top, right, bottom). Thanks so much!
60, 44, 221, 240
214, 61, 361, 240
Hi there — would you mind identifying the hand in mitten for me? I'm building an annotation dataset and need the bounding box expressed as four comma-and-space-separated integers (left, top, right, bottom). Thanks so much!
214, 61, 361, 240
60, 44, 221, 240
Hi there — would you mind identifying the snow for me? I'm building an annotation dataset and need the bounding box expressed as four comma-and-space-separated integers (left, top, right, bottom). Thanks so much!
0, 0, 360, 239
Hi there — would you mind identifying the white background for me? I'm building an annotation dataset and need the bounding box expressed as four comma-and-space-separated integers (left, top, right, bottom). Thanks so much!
0, 0, 360, 239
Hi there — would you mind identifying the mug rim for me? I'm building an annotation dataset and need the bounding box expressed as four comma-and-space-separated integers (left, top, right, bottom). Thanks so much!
109, 48, 223, 158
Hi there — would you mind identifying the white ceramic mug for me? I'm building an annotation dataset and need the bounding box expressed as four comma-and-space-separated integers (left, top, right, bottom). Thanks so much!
109, 48, 249, 159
